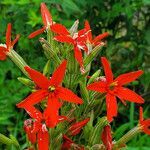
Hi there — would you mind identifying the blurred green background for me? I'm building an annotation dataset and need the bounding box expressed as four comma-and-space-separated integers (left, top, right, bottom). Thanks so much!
0, 0, 150, 149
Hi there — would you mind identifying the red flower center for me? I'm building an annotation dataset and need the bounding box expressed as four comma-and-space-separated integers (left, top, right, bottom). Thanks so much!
109, 81, 118, 90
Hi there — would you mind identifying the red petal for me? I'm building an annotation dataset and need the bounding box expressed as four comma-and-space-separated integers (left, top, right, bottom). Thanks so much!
58, 116, 68, 123
101, 57, 113, 84
25, 66, 49, 89
84, 20, 92, 42
61, 135, 73, 150
49, 60, 67, 86
69, 118, 90, 136
25, 127, 36, 144
51, 24, 69, 35
28, 27, 45, 39
87, 81, 107, 93
139, 106, 143, 123
92, 32, 109, 45
11, 34, 20, 47
78, 29, 86, 36
44, 96, 61, 128
32, 120, 42, 133
142, 119, 150, 135
24, 119, 36, 144
37, 126, 49, 150
101, 125, 112, 150
41, 3, 53, 27
116, 87, 144, 104
115, 70, 143, 86
24, 106, 43, 121
54, 35, 74, 44
57, 87, 83, 104
6, 23, 12, 49
77, 41, 88, 53
0, 46, 7, 52
16, 90, 48, 108
106, 93, 118, 122
0, 49, 7, 60
74, 46, 84, 68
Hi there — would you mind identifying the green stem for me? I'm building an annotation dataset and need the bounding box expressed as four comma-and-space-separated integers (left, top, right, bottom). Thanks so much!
114, 126, 142, 149
130, 102, 134, 128
7, 50, 29, 77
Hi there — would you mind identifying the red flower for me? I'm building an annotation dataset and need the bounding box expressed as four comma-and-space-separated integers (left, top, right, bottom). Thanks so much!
0, 23, 20, 60
68, 118, 90, 136
87, 57, 144, 122
139, 107, 150, 135
24, 119, 36, 144
28, 3, 53, 38
61, 135, 74, 150
17, 60, 83, 126
24, 116, 49, 150
51, 23, 88, 70
84, 20, 109, 46
23, 104, 67, 150
101, 125, 112, 150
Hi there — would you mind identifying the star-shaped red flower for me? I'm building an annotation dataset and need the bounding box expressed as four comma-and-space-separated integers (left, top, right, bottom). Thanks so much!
17, 60, 83, 126
28, 3, 53, 38
23, 100, 67, 149
24, 116, 49, 150
0, 23, 20, 60
51, 23, 88, 70
139, 107, 150, 135
22, 96, 66, 128
87, 57, 144, 122
84, 20, 109, 46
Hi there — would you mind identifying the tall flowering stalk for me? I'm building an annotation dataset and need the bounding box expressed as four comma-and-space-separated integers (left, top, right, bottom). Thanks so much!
0, 2, 149, 150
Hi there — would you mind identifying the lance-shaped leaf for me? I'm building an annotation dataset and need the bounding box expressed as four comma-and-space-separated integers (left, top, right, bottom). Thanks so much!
43, 59, 51, 76
0, 133, 20, 148
114, 123, 130, 140
0, 134, 13, 145
84, 44, 103, 67
87, 69, 101, 85
80, 82, 89, 103
18, 77, 35, 88
69, 19, 79, 36
9, 135, 20, 148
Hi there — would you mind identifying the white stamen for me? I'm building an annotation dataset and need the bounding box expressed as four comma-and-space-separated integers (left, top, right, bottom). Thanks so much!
0, 43, 7, 48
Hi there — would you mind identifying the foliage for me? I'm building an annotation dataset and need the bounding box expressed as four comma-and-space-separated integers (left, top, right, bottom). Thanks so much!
0, 0, 150, 149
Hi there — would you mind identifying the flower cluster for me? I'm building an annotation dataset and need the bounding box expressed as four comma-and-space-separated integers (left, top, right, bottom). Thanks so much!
0, 2, 149, 150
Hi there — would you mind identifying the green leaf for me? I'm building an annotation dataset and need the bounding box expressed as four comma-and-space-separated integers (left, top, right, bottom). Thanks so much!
80, 82, 89, 103
27, 10, 41, 27
114, 123, 130, 140
43, 59, 51, 76
69, 19, 79, 36
143, 0, 150, 5
62, 0, 81, 16
87, 69, 101, 85
17, 77, 34, 88
88, 117, 108, 146
84, 45, 103, 67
